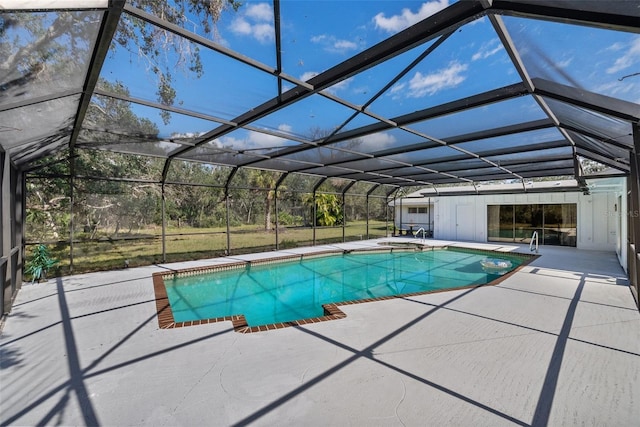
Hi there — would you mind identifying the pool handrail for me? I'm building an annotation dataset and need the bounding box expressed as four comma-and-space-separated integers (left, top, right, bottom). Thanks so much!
530, 231, 539, 253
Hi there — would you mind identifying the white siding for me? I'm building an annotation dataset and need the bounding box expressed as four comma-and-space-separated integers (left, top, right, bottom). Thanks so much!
394, 179, 627, 272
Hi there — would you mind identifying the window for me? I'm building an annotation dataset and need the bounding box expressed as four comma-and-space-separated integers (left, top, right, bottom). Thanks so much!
408, 207, 428, 214
487, 203, 576, 247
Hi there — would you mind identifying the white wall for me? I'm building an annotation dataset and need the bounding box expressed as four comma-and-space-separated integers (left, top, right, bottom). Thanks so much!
432, 191, 619, 250
394, 180, 627, 271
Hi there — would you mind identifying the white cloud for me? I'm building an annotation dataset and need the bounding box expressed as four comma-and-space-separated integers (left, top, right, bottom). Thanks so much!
404, 61, 468, 98
595, 80, 636, 98
366, 132, 397, 148
247, 131, 288, 147
471, 38, 504, 61
334, 40, 357, 51
278, 124, 293, 133
390, 82, 406, 95
310, 33, 359, 54
605, 42, 624, 52
245, 3, 273, 21
555, 57, 573, 69
310, 34, 327, 43
231, 19, 252, 36
374, 0, 449, 33
606, 37, 640, 74
217, 129, 291, 149
229, 2, 274, 44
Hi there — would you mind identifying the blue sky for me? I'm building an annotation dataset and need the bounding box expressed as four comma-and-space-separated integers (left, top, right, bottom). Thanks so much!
98, 0, 640, 155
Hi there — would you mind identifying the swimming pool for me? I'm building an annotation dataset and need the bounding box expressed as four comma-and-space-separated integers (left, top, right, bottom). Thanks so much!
153, 247, 532, 332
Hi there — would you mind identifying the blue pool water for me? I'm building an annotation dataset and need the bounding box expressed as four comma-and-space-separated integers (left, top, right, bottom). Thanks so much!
165, 249, 523, 327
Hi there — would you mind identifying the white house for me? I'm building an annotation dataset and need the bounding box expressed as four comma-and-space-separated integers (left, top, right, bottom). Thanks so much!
391, 177, 627, 270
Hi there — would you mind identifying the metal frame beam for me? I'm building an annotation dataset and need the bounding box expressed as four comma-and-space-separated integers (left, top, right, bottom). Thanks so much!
533, 78, 640, 123
161, 1, 490, 163
575, 148, 631, 173
68, 1, 125, 151
489, 0, 640, 33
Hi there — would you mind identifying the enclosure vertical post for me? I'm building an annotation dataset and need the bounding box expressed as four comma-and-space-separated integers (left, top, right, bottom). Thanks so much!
274, 173, 288, 251
312, 178, 326, 246
69, 151, 75, 274
15, 169, 24, 292
274, 186, 279, 251
226, 195, 231, 255
312, 190, 317, 246
161, 183, 166, 263
224, 168, 237, 256
630, 123, 640, 306
366, 185, 380, 240
428, 197, 432, 236
389, 188, 399, 237
630, 153, 639, 304
342, 191, 346, 243
366, 194, 370, 240
19, 170, 26, 286
399, 194, 403, 235
1, 151, 10, 315
389, 196, 392, 237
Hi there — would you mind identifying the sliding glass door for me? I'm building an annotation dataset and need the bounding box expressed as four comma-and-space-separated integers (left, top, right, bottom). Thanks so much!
487, 203, 576, 247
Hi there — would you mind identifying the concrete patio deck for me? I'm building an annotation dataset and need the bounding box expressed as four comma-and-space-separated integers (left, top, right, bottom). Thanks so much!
1, 239, 639, 426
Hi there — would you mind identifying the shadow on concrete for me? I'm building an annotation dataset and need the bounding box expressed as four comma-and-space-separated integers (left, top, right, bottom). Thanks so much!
0, 346, 22, 370
1, 278, 234, 427
230, 286, 530, 427
230, 268, 637, 427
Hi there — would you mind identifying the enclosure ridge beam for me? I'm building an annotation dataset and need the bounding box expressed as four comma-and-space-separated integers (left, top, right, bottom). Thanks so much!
489, 14, 535, 93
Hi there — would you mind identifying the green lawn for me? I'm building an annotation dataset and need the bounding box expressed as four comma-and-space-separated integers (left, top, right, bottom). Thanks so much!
25, 221, 390, 277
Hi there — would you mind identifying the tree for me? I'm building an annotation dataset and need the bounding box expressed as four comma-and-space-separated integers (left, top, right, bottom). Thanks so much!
72, 79, 164, 237
1, 1, 241, 123
249, 169, 282, 230
303, 193, 343, 227
115, 0, 242, 123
